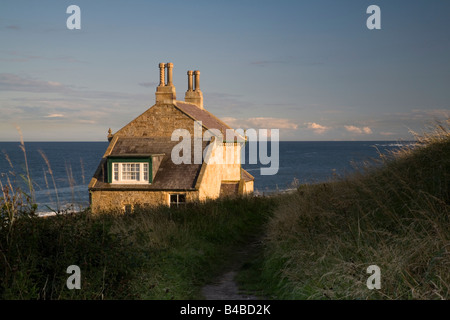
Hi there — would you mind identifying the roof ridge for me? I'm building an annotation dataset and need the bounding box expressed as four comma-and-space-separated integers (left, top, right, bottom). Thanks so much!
175, 101, 244, 141
175, 101, 231, 128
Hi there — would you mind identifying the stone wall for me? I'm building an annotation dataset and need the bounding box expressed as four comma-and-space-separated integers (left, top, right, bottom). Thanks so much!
91, 189, 199, 213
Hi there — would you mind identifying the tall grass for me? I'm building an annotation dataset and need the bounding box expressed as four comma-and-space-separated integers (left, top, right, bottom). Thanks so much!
0, 196, 275, 299
38, 149, 61, 213
16, 126, 34, 204
246, 119, 450, 299
1, 137, 89, 215
0, 128, 38, 233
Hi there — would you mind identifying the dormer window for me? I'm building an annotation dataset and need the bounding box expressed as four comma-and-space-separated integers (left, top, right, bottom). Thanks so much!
107, 156, 152, 184
113, 162, 149, 183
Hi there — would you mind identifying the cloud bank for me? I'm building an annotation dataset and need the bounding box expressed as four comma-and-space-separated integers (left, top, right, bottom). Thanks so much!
344, 125, 373, 134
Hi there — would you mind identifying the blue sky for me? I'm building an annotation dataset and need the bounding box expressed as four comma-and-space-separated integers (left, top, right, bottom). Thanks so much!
1, 0, 449, 141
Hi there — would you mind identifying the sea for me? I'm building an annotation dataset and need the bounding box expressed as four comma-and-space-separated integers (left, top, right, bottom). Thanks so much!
0, 141, 413, 215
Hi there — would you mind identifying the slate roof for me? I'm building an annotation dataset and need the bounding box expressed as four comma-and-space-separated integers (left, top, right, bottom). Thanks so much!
241, 169, 254, 182
90, 137, 209, 191
175, 101, 243, 141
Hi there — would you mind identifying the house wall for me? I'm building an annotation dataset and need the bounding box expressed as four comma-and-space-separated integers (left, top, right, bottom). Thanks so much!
197, 142, 242, 200
221, 142, 241, 180
242, 180, 254, 194
90, 189, 199, 213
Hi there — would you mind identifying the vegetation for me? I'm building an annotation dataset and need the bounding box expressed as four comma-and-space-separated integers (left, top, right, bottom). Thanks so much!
238, 120, 450, 299
1, 120, 449, 299
0, 127, 275, 299
0, 196, 275, 299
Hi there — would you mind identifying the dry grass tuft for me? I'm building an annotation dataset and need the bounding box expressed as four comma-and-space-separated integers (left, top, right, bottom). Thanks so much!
261, 119, 450, 299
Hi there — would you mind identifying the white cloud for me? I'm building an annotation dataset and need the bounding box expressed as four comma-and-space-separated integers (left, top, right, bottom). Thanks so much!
78, 119, 97, 124
44, 113, 65, 118
305, 122, 330, 134
363, 127, 372, 134
344, 125, 372, 134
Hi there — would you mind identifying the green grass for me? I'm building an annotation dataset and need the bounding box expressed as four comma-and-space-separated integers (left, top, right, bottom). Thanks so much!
0, 196, 275, 299
238, 120, 450, 300
2, 120, 449, 300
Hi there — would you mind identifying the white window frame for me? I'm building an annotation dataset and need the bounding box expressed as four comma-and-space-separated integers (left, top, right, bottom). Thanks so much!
111, 162, 149, 184
169, 193, 186, 207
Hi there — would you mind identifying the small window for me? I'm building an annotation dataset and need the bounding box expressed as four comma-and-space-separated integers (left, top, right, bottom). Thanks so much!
169, 194, 186, 208
124, 204, 132, 214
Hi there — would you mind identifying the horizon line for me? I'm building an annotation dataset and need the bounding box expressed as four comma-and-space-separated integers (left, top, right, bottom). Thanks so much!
0, 139, 415, 143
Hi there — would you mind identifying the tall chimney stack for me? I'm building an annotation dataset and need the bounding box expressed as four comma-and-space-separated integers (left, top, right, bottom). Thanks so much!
187, 70, 193, 92
185, 69, 203, 109
194, 70, 200, 91
155, 62, 176, 104
159, 63, 165, 87
166, 62, 174, 87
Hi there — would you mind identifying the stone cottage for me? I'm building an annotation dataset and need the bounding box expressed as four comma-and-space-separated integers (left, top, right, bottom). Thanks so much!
88, 62, 254, 213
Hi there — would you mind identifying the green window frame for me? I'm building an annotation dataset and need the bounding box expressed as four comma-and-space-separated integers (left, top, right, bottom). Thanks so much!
107, 157, 152, 184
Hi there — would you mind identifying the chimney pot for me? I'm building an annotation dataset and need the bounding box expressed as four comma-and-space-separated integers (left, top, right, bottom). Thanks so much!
187, 70, 193, 92
194, 70, 200, 91
155, 62, 176, 103
185, 69, 203, 109
166, 62, 174, 86
159, 63, 165, 87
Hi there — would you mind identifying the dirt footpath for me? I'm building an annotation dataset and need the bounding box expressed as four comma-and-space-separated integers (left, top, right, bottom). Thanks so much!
201, 239, 261, 300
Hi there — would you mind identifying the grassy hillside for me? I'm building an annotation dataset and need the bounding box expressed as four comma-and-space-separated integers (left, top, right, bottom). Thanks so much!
238, 121, 450, 299
1, 121, 449, 300
0, 196, 275, 299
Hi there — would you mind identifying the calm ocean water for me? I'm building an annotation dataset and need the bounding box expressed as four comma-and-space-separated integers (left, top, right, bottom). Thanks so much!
0, 141, 411, 213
